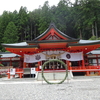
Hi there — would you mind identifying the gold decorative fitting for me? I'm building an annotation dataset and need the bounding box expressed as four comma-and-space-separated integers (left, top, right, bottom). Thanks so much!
42, 51, 65, 59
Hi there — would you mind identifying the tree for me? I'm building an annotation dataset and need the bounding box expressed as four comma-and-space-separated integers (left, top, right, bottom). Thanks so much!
17, 6, 29, 41
0, 11, 11, 43
81, 0, 100, 39
38, 1, 52, 34
28, 8, 41, 39
72, 0, 100, 39
54, 0, 75, 37
3, 21, 19, 43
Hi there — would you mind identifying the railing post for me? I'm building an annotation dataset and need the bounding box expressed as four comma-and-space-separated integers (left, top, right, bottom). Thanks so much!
86, 71, 90, 76
8, 69, 10, 79
36, 62, 40, 71
82, 59, 85, 69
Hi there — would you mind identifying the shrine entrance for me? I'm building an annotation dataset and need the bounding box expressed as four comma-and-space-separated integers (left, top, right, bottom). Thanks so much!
43, 60, 65, 70
42, 53, 66, 70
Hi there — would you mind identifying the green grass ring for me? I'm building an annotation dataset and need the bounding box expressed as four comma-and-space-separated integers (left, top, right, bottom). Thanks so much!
42, 59, 68, 84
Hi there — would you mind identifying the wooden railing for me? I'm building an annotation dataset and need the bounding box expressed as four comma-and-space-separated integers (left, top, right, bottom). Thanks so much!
0, 66, 13, 74
71, 65, 100, 70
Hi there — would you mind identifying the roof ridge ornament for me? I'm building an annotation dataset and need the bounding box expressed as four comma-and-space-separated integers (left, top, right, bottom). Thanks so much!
49, 22, 56, 28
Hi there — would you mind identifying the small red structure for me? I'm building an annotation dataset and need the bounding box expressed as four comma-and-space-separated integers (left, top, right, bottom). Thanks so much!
2, 23, 100, 78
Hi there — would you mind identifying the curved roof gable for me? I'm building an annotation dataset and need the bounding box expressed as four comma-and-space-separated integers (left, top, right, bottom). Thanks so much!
33, 23, 78, 41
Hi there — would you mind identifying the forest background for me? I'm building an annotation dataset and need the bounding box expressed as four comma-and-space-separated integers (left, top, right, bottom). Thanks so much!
0, 0, 100, 51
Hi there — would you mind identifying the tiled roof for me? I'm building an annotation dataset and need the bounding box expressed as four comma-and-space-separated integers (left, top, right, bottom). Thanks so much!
0, 52, 20, 58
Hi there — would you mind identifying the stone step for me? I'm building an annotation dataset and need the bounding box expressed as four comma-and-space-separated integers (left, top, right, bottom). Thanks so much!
36, 71, 73, 81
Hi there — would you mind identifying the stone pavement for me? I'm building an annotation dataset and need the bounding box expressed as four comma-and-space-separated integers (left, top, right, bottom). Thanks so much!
0, 76, 99, 100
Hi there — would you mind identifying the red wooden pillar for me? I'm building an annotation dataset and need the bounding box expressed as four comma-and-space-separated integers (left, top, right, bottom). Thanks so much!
7, 68, 11, 79
23, 62, 26, 68
69, 61, 72, 70
82, 59, 85, 69
8, 58, 12, 79
82, 53, 85, 69
36, 62, 40, 71
19, 73, 22, 78
8, 69, 10, 79
66, 60, 71, 70
84, 55, 90, 76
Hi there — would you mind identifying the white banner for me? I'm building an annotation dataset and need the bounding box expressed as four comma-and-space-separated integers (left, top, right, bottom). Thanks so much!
24, 52, 46, 63
24, 51, 83, 63
61, 52, 83, 61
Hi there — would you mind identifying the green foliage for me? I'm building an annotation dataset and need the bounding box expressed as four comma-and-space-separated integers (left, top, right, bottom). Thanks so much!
89, 36, 100, 40
38, 1, 51, 34
17, 6, 29, 41
3, 21, 19, 43
0, 64, 4, 67
89, 36, 97, 40
97, 37, 100, 40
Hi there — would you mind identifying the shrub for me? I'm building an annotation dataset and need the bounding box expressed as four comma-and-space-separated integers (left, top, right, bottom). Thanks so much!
0, 64, 4, 67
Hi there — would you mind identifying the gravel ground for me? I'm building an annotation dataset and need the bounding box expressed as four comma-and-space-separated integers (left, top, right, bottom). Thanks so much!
0, 76, 100, 100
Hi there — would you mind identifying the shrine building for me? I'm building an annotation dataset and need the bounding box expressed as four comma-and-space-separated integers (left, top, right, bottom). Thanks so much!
1, 23, 100, 78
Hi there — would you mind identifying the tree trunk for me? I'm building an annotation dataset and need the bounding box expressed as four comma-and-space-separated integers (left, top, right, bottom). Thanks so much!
95, 21, 98, 39
34, 25, 36, 39
24, 28, 26, 41
31, 23, 32, 40
75, 0, 79, 5
92, 24, 95, 36
79, 29, 82, 39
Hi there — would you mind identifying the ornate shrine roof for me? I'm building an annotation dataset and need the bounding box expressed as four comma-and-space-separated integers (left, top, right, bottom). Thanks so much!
1, 23, 100, 55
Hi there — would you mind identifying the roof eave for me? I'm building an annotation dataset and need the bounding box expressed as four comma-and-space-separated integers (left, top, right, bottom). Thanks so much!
27, 39, 80, 44
2, 45, 39, 48
68, 41, 100, 46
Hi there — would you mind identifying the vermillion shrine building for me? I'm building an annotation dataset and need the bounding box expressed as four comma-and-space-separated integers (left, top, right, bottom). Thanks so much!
1, 23, 100, 78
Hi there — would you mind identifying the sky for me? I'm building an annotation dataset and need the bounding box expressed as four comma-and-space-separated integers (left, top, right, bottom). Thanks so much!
0, 0, 75, 15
